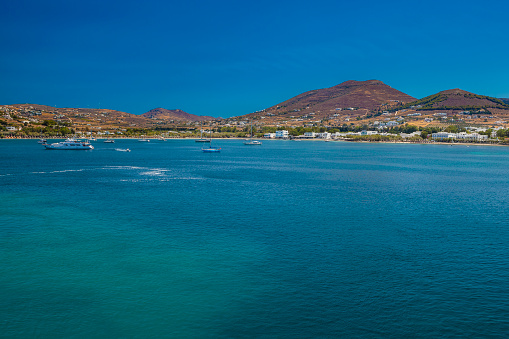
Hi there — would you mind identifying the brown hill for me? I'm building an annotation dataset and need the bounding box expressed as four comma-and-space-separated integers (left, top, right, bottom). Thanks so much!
259, 80, 416, 118
394, 89, 509, 111
142, 108, 215, 122
1, 104, 193, 129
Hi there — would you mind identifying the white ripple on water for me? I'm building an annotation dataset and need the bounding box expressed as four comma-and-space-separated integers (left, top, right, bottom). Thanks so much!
102, 165, 204, 181
139, 169, 169, 177
102, 166, 170, 176
2, 166, 200, 181
30, 169, 87, 174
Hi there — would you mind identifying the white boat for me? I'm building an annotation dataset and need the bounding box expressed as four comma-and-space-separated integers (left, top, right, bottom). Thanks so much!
115, 148, 131, 152
104, 139, 115, 143
138, 138, 150, 142
44, 138, 94, 150
37, 139, 47, 144
244, 140, 262, 145
196, 122, 211, 143
244, 121, 262, 145
202, 146, 221, 153
201, 128, 220, 152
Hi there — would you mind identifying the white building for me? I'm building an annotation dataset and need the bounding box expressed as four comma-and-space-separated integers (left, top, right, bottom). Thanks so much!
275, 130, 289, 139
386, 121, 399, 127
401, 131, 422, 138
361, 130, 378, 135
455, 132, 487, 141
317, 132, 331, 139
303, 132, 316, 138
432, 132, 487, 141
331, 132, 349, 138
432, 132, 456, 140
264, 133, 276, 138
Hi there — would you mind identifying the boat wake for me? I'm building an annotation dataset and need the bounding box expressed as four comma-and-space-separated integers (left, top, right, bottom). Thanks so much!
31, 169, 87, 174
2, 166, 203, 181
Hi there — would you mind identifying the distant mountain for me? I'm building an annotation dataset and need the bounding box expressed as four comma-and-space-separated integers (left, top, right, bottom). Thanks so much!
500, 98, 509, 105
395, 89, 509, 111
142, 108, 215, 122
256, 80, 416, 118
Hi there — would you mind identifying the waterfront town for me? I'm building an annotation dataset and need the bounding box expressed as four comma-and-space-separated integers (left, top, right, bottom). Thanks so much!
1, 103, 508, 145
2, 81, 509, 145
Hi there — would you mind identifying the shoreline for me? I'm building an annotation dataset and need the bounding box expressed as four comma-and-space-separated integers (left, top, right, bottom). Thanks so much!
2, 136, 506, 147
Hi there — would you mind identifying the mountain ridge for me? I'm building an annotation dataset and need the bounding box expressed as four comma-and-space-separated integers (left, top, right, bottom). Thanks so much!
246, 80, 417, 120
390, 89, 509, 112
141, 108, 216, 122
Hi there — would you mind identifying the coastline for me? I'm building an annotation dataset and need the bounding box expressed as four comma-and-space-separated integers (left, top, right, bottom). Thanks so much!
2, 136, 506, 147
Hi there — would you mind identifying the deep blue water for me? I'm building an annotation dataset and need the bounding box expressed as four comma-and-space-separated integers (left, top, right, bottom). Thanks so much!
1, 139, 509, 338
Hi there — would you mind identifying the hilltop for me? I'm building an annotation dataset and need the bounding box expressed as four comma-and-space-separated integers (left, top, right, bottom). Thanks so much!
246, 80, 416, 120
391, 89, 509, 112
142, 108, 216, 122
2, 80, 509, 138
0, 104, 222, 137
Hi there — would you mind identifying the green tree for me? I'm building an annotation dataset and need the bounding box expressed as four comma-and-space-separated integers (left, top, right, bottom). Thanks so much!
445, 125, 459, 133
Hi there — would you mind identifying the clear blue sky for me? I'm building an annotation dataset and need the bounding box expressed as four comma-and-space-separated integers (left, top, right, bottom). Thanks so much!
2, 0, 508, 118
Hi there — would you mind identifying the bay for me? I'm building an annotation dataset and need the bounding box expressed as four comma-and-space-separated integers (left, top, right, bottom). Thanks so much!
1, 139, 509, 338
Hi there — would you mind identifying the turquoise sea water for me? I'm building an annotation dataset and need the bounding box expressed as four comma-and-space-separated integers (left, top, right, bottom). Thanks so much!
1, 139, 509, 338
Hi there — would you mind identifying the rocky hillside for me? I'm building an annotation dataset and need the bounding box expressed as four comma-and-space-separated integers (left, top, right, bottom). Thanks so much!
142, 108, 216, 122
255, 80, 416, 119
0, 104, 209, 130
392, 89, 509, 111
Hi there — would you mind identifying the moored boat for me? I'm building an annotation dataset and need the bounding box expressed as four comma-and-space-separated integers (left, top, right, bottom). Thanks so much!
195, 122, 211, 142
244, 121, 262, 145
44, 138, 94, 150
201, 127, 219, 151
244, 140, 262, 145
202, 146, 221, 153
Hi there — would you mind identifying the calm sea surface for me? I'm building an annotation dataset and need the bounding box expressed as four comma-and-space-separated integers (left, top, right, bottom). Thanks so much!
1, 139, 509, 338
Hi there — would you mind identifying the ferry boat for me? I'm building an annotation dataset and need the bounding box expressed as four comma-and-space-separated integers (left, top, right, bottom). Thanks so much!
44, 138, 94, 150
